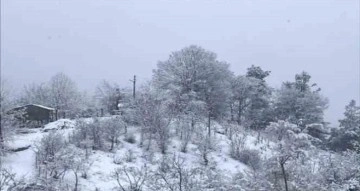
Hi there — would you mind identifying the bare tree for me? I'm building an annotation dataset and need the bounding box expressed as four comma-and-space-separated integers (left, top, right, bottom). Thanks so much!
19, 82, 51, 106
265, 121, 312, 191
197, 133, 217, 166
49, 72, 80, 118
149, 154, 201, 191
34, 132, 67, 180
103, 117, 127, 151
135, 84, 172, 154
113, 165, 148, 191
229, 131, 248, 160
95, 80, 121, 115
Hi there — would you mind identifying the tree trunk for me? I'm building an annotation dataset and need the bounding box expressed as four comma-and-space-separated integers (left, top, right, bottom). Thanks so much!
0, 112, 3, 150
203, 153, 208, 166
230, 103, 234, 122
74, 171, 78, 191
147, 134, 152, 151
191, 118, 195, 132
208, 113, 211, 137
110, 138, 114, 151
237, 100, 243, 125
280, 162, 289, 191
179, 169, 183, 191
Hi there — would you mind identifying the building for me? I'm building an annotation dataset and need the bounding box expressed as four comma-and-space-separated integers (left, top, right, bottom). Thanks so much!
9, 104, 55, 126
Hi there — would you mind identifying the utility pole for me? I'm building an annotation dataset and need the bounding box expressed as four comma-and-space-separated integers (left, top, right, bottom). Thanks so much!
130, 75, 136, 99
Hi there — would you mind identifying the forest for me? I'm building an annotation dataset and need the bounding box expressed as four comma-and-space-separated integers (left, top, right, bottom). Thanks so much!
0, 45, 359, 191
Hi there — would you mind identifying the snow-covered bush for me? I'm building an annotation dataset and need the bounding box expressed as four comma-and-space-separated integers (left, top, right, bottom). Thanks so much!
33, 132, 90, 191
103, 117, 127, 150
0, 168, 24, 190
34, 132, 65, 175
229, 132, 247, 160
264, 121, 313, 191
71, 117, 127, 151
113, 165, 148, 191
196, 133, 218, 166
199, 168, 229, 191
237, 149, 261, 170
317, 151, 360, 190
70, 118, 105, 150
148, 154, 202, 191
0, 109, 25, 155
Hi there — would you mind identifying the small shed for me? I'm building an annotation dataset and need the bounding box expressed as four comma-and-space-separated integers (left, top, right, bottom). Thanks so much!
9, 104, 55, 125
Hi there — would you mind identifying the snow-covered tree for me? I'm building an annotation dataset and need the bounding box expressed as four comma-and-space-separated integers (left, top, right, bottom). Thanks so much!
135, 84, 173, 153
246, 65, 271, 81
317, 151, 360, 190
103, 117, 127, 151
95, 80, 122, 115
149, 154, 202, 191
244, 65, 272, 129
18, 83, 51, 106
0, 80, 23, 155
265, 121, 313, 191
34, 132, 66, 179
153, 45, 232, 136
0, 80, 10, 151
274, 71, 328, 127
339, 100, 360, 130
230, 75, 256, 125
49, 72, 81, 116
196, 133, 217, 166
329, 100, 360, 152
17, 73, 89, 118
231, 72, 272, 129
113, 165, 148, 191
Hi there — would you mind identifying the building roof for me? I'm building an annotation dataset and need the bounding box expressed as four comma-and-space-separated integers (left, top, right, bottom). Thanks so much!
30, 104, 55, 111
13, 104, 55, 111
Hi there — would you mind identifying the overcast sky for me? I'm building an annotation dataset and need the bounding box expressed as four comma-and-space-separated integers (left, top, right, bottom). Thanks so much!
1, 0, 359, 126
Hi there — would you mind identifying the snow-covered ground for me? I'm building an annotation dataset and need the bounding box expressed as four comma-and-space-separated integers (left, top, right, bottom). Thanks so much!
2, 120, 77, 180
1, 118, 274, 190
2, 128, 42, 179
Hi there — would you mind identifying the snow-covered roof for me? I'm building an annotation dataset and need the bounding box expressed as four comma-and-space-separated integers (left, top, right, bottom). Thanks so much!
13, 104, 55, 111
30, 104, 55, 110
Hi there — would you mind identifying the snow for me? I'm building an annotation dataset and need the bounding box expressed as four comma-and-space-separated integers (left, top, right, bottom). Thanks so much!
30, 104, 55, 111
12, 104, 55, 111
3, 148, 35, 178
0, 117, 309, 190
2, 129, 43, 179
43, 118, 76, 131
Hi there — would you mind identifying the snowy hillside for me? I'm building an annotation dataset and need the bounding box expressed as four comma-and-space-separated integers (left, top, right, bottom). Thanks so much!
1, 117, 359, 191
2, 118, 267, 190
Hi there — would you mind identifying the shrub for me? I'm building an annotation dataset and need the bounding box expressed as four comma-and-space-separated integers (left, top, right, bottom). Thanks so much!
238, 149, 261, 170
124, 134, 136, 144
229, 133, 247, 159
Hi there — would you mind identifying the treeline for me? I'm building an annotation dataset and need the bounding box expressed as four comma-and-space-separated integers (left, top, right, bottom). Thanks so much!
1, 45, 359, 152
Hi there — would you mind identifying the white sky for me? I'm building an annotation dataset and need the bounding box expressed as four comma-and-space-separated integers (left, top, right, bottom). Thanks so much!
1, 0, 359, 126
